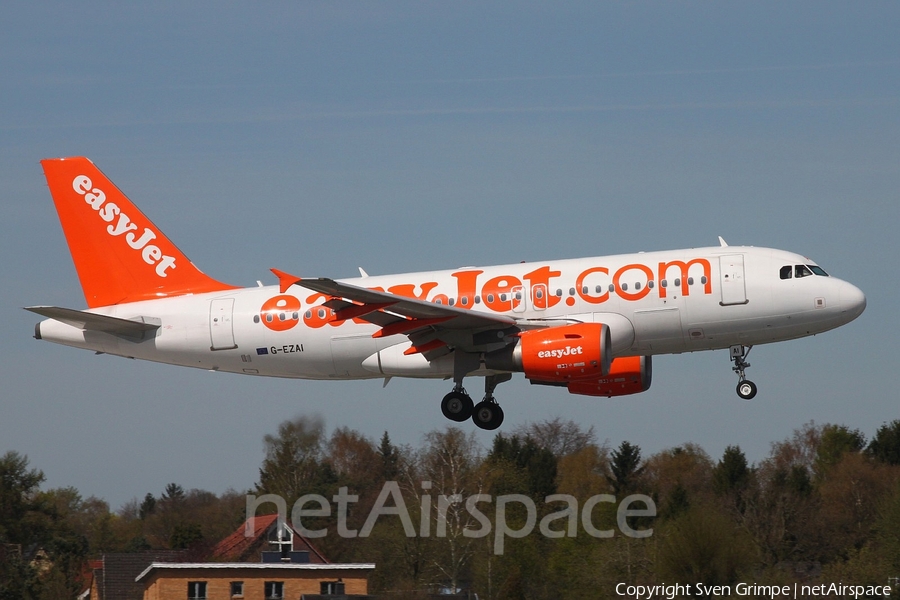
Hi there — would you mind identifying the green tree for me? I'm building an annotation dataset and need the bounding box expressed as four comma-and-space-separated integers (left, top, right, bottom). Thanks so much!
662, 482, 691, 520
657, 502, 756, 586
868, 419, 900, 466
257, 415, 333, 503
0, 451, 46, 545
815, 424, 865, 480
488, 433, 557, 499
609, 441, 643, 496
0, 452, 47, 599
169, 523, 203, 549
161, 483, 185, 505
139, 493, 156, 520
712, 445, 750, 496
643, 444, 713, 522
378, 431, 400, 480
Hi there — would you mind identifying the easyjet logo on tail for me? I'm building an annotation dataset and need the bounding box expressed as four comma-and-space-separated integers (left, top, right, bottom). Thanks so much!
72, 175, 176, 278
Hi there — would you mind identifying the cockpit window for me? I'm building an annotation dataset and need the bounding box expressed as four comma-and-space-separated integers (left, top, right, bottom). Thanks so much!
780, 265, 792, 280
808, 265, 829, 277
795, 265, 813, 278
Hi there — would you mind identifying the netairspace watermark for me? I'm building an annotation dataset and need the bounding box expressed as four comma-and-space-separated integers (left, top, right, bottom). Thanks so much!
616, 582, 894, 600
246, 481, 656, 555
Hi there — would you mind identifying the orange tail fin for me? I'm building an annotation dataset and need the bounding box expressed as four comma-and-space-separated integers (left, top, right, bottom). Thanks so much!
41, 157, 237, 308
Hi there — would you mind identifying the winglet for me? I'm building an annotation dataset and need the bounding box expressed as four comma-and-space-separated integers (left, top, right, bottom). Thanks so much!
718, 236, 729, 247
271, 268, 302, 293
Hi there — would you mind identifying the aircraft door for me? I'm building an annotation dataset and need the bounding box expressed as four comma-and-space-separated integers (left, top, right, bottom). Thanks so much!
532, 284, 548, 311
209, 298, 238, 350
719, 255, 748, 306
511, 285, 526, 313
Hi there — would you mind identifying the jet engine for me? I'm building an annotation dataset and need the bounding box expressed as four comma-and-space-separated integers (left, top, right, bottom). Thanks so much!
484, 323, 612, 382
566, 355, 653, 397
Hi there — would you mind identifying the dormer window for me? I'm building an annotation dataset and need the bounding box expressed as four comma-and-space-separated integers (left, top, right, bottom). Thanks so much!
267, 521, 293, 555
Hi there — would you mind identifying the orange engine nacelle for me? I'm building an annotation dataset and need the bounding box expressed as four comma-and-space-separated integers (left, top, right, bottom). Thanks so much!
566, 356, 653, 397
491, 323, 613, 383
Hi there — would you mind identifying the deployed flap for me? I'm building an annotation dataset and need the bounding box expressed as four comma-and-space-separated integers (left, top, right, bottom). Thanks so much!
25, 306, 160, 340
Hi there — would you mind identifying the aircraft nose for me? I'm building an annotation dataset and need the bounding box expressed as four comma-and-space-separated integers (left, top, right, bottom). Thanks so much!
840, 281, 866, 321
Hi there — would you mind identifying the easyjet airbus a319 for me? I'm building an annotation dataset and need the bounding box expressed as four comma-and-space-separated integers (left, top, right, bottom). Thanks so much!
29, 157, 867, 430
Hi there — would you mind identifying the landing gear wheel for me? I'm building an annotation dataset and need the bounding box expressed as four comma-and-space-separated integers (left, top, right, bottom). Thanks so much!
472, 400, 504, 430
441, 391, 474, 422
729, 345, 758, 400
736, 380, 757, 400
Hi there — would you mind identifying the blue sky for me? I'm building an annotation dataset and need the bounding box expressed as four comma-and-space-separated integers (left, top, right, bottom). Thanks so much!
2, 2, 898, 509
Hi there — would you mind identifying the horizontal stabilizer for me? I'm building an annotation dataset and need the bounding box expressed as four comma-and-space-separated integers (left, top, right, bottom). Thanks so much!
25, 306, 160, 341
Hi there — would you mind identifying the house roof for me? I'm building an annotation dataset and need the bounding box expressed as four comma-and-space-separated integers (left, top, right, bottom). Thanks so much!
212, 512, 329, 564
136, 561, 375, 582
94, 551, 187, 600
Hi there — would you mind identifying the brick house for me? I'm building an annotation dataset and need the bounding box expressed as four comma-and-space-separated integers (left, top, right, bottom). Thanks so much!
80, 514, 375, 599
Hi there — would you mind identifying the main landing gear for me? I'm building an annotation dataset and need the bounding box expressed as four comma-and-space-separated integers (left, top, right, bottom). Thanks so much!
440, 373, 510, 430
730, 344, 758, 400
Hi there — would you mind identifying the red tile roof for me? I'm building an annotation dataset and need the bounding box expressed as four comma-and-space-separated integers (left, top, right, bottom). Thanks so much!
212, 513, 329, 564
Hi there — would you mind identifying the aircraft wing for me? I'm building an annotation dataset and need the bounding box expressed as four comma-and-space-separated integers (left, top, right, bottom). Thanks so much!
298, 277, 517, 329
273, 271, 523, 358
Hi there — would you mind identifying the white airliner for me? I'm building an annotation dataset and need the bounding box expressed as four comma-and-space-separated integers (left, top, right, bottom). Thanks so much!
29, 157, 866, 430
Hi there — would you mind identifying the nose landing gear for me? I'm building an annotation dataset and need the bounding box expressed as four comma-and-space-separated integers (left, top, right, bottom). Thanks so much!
730, 345, 757, 400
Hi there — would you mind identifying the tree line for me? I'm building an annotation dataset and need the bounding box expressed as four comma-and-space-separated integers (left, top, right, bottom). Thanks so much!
2, 416, 900, 599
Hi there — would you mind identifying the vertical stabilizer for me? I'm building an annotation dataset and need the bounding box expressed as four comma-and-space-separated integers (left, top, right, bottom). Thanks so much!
41, 157, 236, 308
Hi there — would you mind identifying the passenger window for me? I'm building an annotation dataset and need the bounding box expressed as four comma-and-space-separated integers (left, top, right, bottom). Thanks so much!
687, 277, 694, 286
780, 266, 792, 279
795, 265, 813, 278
